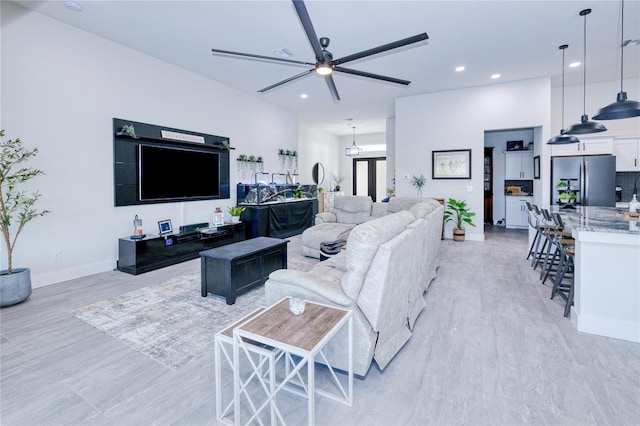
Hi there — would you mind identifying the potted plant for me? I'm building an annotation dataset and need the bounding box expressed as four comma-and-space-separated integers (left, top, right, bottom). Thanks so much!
227, 205, 246, 223
444, 198, 476, 242
0, 131, 50, 306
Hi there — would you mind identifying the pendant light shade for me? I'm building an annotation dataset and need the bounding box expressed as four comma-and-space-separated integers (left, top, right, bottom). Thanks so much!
593, 0, 640, 120
564, 9, 607, 135
345, 126, 362, 157
548, 44, 580, 145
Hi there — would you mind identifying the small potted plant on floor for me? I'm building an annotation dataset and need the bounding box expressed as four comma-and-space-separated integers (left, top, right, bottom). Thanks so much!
227, 206, 246, 223
444, 198, 476, 242
0, 130, 50, 306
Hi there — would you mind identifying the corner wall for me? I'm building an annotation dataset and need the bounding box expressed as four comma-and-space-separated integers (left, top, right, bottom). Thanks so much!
1, 3, 298, 287
396, 78, 552, 240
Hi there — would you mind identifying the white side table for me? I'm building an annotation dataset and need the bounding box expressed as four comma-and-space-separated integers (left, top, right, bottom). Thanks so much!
233, 297, 353, 426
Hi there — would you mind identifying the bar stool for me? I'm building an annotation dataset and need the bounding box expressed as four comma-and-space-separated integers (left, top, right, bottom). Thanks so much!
538, 211, 573, 283
526, 202, 541, 261
551, 237, 575, 317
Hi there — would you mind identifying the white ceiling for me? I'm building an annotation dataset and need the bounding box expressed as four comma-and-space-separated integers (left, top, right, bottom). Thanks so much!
14, 0, 640, 136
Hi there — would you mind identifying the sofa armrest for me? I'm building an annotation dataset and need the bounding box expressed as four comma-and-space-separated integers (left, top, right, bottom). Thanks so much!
315, 212, 337, 225
267, 269, 353, 307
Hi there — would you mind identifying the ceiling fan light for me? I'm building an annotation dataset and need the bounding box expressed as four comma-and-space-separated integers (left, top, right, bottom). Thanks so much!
315, 64, 333, 75
593, 91, 640, 120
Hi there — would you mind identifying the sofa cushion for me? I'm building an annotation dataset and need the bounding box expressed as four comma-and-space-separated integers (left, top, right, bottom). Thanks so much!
302, 223, 354, 259
334, 196, 373, 224
341, 211, 415, 300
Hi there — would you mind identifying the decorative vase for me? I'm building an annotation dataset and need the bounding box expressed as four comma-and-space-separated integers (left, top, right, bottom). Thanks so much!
0, 268, 32, 307
334, 185, 340, 192
453, 228, 466, 242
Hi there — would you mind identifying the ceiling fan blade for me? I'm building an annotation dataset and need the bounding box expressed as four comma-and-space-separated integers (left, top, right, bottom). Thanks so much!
332, 33, 429, 66
211, 48, 314, 66
334, 66, 411, 85
257, 69, 314, 93
292, 0, 325, 62
325, 75, 340, 102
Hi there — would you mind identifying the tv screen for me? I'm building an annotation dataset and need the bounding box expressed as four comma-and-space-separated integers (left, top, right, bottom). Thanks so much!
139, 145, 220, 201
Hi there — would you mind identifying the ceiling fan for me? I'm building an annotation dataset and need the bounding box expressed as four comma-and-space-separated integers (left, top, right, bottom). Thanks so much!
211, 0, 429, 102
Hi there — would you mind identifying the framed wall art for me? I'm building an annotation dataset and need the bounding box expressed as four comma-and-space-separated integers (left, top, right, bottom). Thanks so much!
432, 149, 472, 179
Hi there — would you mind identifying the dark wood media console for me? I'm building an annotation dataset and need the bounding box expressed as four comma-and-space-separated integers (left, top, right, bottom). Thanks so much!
117, 222, 245, 275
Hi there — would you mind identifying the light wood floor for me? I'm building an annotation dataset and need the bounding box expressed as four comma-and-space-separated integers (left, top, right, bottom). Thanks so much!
1, 228, 639, 425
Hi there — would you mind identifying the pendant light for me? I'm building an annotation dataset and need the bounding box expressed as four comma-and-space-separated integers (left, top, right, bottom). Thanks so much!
564, 9, 607, 135
345, 126, 362, 157
548, 44, 580, 145
593, 0, 640, 120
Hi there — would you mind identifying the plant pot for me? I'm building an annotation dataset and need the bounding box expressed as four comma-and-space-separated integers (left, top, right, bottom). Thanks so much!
453, 228, 466, 242
0, 268, 32, 307
231, 216, 241, 223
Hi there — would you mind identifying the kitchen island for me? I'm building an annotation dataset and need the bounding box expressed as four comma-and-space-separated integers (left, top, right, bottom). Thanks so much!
554, 206, 640, 343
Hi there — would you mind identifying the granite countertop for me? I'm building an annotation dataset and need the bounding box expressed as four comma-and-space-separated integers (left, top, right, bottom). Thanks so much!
552, 206, 640, 234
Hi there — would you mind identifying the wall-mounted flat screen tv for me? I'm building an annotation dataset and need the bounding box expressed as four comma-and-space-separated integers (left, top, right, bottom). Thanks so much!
139, 145, 220, 201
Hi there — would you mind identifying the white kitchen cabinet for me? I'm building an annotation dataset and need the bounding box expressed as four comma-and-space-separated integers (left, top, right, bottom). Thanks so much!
551, 136, 614, 157
613, 138, 639, 171
505, 151, 534, 180
505, 196, 533, 229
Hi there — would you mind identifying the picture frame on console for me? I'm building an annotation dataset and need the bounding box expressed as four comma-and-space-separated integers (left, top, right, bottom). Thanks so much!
432, 149, 472, 179
158, 219, 173, 235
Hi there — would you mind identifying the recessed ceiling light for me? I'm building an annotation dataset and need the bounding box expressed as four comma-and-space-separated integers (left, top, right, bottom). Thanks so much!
491, 73, 501, 79
455, 66, 465, 72
64, 1, 83, 12
272, 48, 293, 58
300, 93, 308, 99
569, 62, 581, 68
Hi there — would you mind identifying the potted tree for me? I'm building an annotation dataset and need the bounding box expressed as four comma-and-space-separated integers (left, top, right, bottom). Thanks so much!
0, 131, 50, 307
444, 198, 476, 242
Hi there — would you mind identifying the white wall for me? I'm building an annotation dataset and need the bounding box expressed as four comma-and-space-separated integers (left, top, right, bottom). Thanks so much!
298, 124, 340, 190
396, 78, 552, 241
1, 3, 298, 287
386, 118, 396, 193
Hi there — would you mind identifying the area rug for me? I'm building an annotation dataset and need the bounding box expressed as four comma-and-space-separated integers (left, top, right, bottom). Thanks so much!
72, 275, 266, 370
72, 235, 319, 370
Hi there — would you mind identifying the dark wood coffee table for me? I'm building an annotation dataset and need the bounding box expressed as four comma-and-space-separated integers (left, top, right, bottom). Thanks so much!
200, 237, 288, 304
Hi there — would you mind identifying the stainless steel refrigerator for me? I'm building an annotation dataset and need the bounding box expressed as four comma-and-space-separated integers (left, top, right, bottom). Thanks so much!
551, 155, 616, 207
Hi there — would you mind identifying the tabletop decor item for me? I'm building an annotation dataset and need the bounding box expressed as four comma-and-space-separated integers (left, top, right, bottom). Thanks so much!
410, 173, 426, 197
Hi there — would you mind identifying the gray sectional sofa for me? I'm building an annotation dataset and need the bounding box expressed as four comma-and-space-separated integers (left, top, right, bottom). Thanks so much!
266, 198, 444, 376
302, 196, 437, 258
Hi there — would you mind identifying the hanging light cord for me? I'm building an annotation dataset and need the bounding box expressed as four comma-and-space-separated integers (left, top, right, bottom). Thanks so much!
619, 0, 625, 93
561, 46, 566, 129
582, 11, 587, 115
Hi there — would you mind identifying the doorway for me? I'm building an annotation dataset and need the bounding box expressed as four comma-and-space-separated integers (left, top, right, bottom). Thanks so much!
484, 147, 494, 224
353, 157, 386, 202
